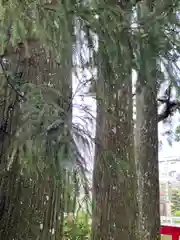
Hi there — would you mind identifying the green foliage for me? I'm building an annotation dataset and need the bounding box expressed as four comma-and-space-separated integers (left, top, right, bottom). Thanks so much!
175, 125, 180, 142
174, 210, 180, 216
63, 212, 91, 240
171, 189, 180, 215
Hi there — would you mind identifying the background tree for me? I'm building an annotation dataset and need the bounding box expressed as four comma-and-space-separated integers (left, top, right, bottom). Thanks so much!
135, 0, 180, 239
171, 189, 180, 215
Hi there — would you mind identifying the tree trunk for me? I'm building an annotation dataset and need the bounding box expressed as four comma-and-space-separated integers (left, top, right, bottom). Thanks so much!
135, 80, 160, 240
92, 27, 138, 240
135, 3, 160, 239
0, 41, 72, 239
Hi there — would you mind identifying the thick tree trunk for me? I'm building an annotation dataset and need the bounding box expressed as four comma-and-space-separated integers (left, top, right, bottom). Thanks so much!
92, 32, 138, 239
0, 41, 72, 239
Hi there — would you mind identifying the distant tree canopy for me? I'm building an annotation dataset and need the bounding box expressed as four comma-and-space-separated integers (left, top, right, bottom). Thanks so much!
171, 189, 180, 215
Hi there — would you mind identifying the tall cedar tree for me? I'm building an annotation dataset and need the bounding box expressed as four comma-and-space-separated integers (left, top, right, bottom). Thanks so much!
92, 3, 138, 240
135, 1, 160, 239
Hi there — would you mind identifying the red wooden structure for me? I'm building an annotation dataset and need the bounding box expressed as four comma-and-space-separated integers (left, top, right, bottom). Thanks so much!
161, 225, 180, 240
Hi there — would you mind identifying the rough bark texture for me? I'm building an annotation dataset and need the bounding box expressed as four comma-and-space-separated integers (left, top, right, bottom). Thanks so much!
0, 42, 72, 239
135, 2, 160, 236
135, 84, 160, 240
92, 36, 138, 239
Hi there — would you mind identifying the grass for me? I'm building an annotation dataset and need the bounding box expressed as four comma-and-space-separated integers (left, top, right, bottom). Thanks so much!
161, 235, 171, 240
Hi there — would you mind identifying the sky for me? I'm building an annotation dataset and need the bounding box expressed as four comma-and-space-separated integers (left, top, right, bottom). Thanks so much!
159, 114, 180, 159
160, 141, 180, 159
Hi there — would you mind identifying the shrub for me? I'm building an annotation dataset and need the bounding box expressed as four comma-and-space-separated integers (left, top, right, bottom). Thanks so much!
63, 212, 91, 239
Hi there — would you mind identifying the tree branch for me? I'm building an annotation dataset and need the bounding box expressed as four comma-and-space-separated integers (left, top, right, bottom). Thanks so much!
0, 57, 25, 100
158, 99, 180, 122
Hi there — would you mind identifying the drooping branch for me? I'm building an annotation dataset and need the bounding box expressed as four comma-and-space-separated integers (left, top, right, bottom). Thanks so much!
0, 57, 25, 100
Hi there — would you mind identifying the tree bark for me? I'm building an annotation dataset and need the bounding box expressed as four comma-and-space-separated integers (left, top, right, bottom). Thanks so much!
92, 28, 138, 240
135, 82, 160, 240
0, 41, 72, 239
135, 3, 160, 239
